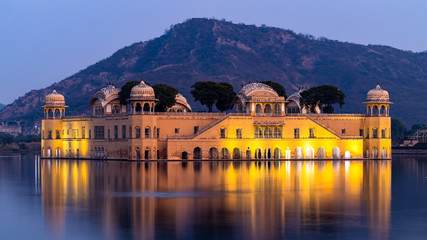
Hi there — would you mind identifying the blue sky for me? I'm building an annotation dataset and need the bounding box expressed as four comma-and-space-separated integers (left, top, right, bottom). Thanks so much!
0, 0, 426, 104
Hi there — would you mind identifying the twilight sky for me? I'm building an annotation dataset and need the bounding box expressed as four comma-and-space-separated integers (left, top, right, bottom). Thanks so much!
0, 0, 426, 104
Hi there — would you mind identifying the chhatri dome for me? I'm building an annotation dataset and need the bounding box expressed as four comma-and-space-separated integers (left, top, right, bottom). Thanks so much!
129, 81, 156, 100
44, 89, 65, 106
366, 83, 390, 102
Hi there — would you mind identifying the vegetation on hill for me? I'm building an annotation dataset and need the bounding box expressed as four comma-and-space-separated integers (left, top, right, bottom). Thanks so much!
0, 133, 40, 152
1, 18, 426, 130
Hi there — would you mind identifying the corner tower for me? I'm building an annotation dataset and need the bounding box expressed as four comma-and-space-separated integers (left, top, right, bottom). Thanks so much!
363, 84, 392, 159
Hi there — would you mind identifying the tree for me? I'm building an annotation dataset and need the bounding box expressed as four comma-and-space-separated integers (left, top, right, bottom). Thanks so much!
391, 118, 407, 142
152, 84, 179, 112
191, 81, 219, 112
119, 80, 144, 105
260, 81, 286, 98
215, 82, 236, 112
300, 85, 346, 113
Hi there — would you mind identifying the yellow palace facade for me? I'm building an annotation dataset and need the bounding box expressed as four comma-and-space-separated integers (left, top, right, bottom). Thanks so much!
41, 82, 391, 160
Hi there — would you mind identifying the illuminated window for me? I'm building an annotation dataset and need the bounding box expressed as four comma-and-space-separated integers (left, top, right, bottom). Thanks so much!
73, 129, 78, 138
309, 128, 315, 138
82, 126, 86, 139
220, 128, 226, 138
373, 129, 378, 139
294, 128, 300, 139
236, 128, 242, 139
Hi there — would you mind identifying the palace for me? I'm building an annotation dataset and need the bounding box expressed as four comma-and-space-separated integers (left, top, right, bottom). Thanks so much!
41, 82, 391, 160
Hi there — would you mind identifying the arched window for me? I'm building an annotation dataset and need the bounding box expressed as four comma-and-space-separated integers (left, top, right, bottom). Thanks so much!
380, 106, 385, 116
193, 147, 202, 159
145, 127, 151, 138
273, 127, 282, 138
55, 109, 61, 118
135, 127, 141, 139
255, 148, 262, 159
255, 127, 262, 138
264, 104, 272, 116
265, 148, 272, 159
306, 147, 314, 159
112, 105, 120, 114
274, 104, 281, 116
295, 147, 303, 159
317, 147, 326, 159
135, 103, 142, 113
255, 104, 262, 116
220, 148, 230, 160
264, 127, 273, 138
209, 147, 218, 160
274, 148, 281, 159
232, 148, 241, 160
332, 147, 340, 159
182, 151, 188, 160
143, 103, 150, 112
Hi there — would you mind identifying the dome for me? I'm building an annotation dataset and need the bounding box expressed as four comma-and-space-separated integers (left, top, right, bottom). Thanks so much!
366, 84, 390, 102
238, 83, 278, 98
89, 85, 120, 107
44, 90, 65, 106
130, 81, 156, 100
175, 93, 192, 111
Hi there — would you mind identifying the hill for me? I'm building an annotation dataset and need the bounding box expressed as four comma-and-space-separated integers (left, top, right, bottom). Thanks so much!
0, 104, 5, 111
0, 18, 426, 129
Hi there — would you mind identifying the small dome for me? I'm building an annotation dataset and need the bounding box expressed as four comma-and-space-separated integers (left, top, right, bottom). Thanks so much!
44, 90, 65, 106
238, 83, 278, 98
130, 81, 156, 100
175, 93, 192, 111
366, 84, 390, 102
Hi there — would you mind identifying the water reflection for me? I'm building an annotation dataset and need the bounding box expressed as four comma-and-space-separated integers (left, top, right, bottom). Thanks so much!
37, 159, 391, 239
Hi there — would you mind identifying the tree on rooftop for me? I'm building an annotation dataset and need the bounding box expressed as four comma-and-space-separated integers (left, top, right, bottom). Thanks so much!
191, 81, 219, 112
215, 82, 236, 112
260, 81, 286, 98
300, 85, 346, 113
119, 80, 145, 105
152, 84, 179, 112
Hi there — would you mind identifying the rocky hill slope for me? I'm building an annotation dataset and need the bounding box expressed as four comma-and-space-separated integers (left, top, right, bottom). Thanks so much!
1, 18, 426, 128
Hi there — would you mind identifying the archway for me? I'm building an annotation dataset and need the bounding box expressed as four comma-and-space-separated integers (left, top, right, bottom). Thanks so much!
246, 149, 251, 160
193, 147, 202, 159
265, 148, 272, 159
344, 151, 351, 159
182, 151, 188, 160
48, 109, 53, 119
136, 148, 141, 160
317, 147, 326, 159
255, 104, 262, 116
55, 109, 61, 118
274, 104, 281, 116
264, 104, 272, 116
332, 147, 340, 159
295, 147, 303, 159
373, 105, 378, 115
209, 147, 218, 160
220, 148, 230, 160
306, 147, 314, 159
381, 149, 387, 159
135, 103, 142, 113
143, 103, 150, 112
373, 147, 378, 158
274, 148, 281, 159
380, 106, 385, 116
56, 148, 60, 158
47, 148, 52, 158
232, 148, 241, 160
255, 148, 262, 159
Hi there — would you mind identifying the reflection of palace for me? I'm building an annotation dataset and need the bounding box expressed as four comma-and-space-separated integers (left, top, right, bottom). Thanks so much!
41, 82, 391, 160
38, 159, 391, 239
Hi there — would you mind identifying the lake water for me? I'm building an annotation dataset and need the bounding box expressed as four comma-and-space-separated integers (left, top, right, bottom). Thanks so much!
0, 154, 427, 240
